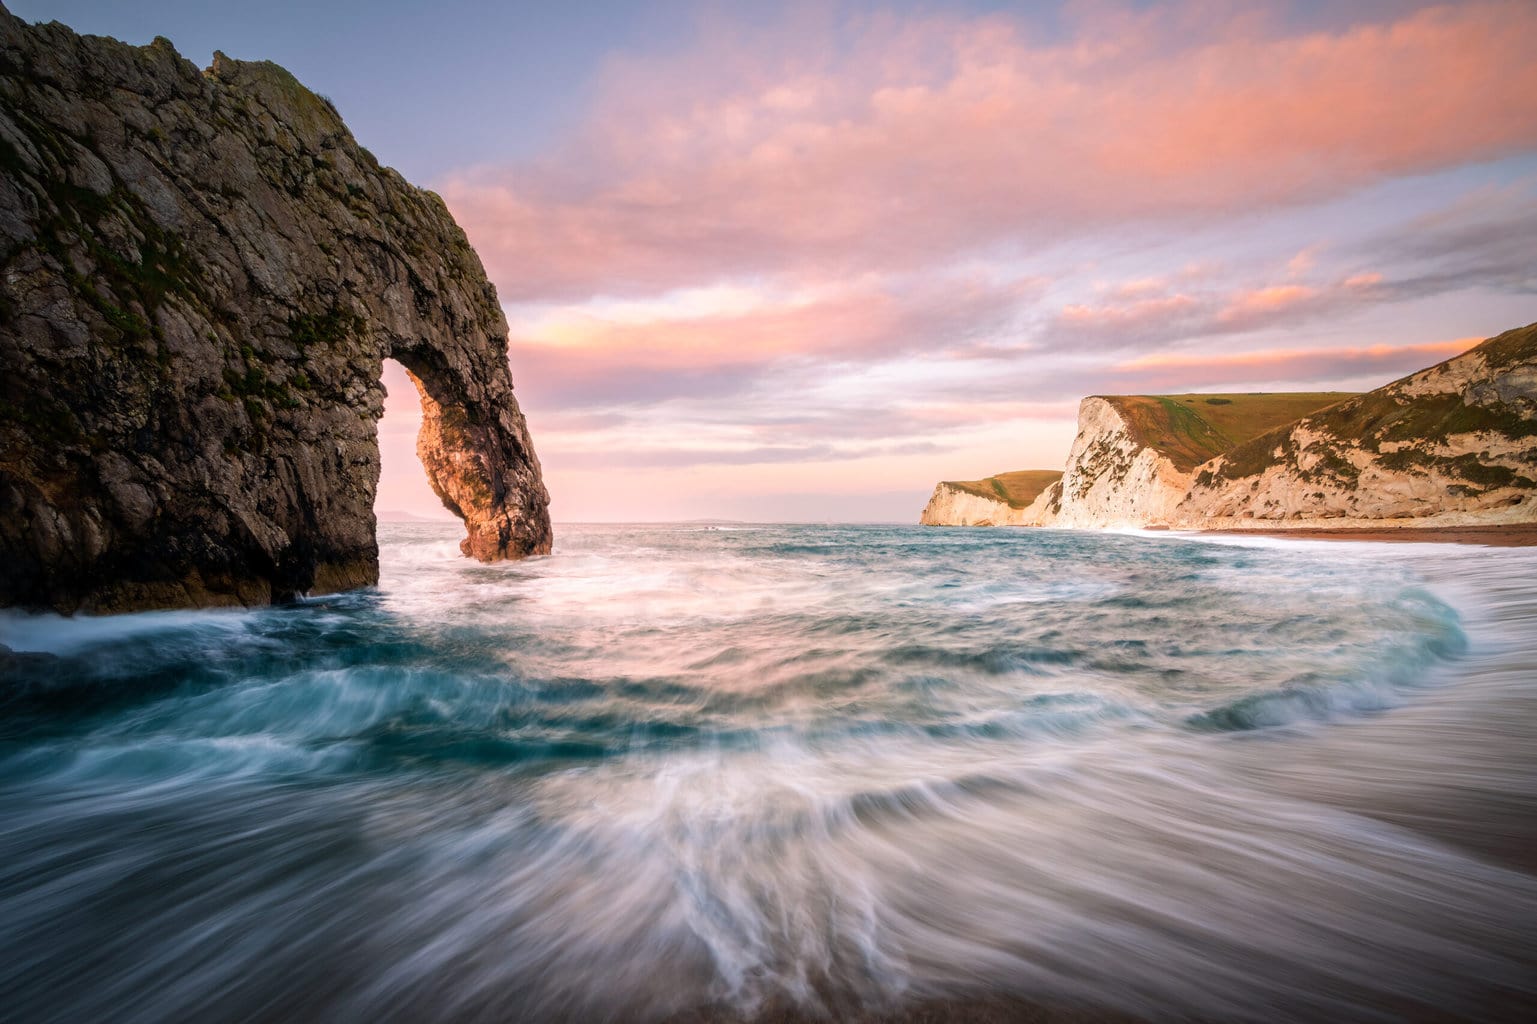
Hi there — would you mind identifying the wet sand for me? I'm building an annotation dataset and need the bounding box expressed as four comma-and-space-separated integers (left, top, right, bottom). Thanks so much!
1199, 523, 1537, 546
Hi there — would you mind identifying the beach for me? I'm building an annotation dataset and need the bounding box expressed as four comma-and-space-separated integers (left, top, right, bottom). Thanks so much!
1200, 523, 1537, 547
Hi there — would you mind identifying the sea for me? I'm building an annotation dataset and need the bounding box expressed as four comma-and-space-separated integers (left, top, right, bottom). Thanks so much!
2, 522, 1535, 1022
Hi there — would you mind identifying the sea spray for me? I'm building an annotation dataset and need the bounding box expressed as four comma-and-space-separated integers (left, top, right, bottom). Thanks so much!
1, 524, 1534, 1021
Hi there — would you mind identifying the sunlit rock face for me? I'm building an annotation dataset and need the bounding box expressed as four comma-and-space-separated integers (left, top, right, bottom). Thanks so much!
1180, 324, 1537, 529
918, 482, 1055, 527
920, 483, 1019, 527
1046, 330, 1537, 531
923, 324, 1537, 532
0, 7, 550, 612
1048, 397, 1191, 529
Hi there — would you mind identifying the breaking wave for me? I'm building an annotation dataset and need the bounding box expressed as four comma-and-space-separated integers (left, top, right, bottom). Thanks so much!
2, 523, 1534, 1022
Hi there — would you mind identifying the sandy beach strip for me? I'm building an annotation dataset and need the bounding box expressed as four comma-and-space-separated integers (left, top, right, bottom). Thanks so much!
1198, 523, 1537, 546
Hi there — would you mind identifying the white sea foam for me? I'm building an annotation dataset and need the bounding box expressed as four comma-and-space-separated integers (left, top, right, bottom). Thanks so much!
0, 524, 1533, 1022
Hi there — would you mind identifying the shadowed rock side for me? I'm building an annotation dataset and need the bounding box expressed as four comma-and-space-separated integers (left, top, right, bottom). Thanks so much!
0, 7, 550, 612
921, 323, 1537, 530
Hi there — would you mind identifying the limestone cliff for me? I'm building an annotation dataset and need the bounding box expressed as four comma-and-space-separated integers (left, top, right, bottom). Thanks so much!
1181, 323, 1537, 528
0, 7, 550, 612
920, 484, 1022, 527
921, 323, 1537, 530
919, 471, 1061, 526
1047, 397, 1192, 528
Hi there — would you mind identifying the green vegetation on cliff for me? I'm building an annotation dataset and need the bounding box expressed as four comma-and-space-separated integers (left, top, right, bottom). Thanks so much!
1099, 393, 1357, 471
0, 9, 550, 612
1203, 323, 1537, 490
926, 323, 1536, 528
943, 470, 1064, 509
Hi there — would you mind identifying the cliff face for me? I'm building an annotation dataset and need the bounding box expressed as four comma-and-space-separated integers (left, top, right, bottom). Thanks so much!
921, 324, 1537, 530
1181, 324, 1537, 528
919, 484, 1036, 526
1048, 397, 1190, 528
919, 471, 1061, 526
0, 8, 550, 612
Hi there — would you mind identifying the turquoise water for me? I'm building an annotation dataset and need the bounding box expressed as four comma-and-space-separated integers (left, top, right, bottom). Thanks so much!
1, 524, 1534, 1021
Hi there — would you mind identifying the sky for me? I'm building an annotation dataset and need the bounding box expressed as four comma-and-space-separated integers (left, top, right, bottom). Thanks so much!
16, 0, 1537, 522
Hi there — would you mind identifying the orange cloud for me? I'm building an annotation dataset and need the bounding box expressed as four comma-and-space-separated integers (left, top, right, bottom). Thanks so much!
1110, 338, 1482, 392
505, 274, 1039, 406
1117, 339, 1480, 373
1042, 265, 1403, 349
1216, 284, 1316, 322
443, 1, 1537, 301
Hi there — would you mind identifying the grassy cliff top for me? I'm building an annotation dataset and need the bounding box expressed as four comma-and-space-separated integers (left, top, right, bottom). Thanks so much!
1208, 323, 1537, 482
1097, 393, 1358, 471
943, 470, 1064, 509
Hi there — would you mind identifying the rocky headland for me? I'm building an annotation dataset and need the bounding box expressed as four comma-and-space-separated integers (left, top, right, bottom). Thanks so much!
919, 470, 1062, 527
0, 6, 550, 612
922, 322, 1537, 532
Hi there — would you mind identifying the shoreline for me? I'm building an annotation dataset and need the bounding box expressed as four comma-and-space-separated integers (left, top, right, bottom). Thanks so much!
9, 528, 1536, 1024
1195, 523, 1537, 547
687, 543, 1537, 1024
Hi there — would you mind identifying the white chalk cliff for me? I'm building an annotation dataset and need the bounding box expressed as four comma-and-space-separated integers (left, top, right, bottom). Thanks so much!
919, 471, 1063, 527
921, 322, 1537, 531
919, 484, 1040, 526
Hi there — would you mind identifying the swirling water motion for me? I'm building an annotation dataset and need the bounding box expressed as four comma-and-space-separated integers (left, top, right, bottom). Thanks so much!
2, 524, 1535, 1022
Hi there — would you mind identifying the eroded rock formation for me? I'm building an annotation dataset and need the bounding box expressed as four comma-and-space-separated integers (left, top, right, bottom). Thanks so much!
1181, 323, 1537, 528
0, 7, 550, 612
921, 323, 1537, 530
919, 484, 1031, 527
919, 471, 1062, 526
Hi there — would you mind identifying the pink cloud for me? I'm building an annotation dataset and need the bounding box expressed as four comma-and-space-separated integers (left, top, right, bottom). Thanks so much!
1215, 284, 1318, 324
1285, 248, 1319, 276
442, 1, 1537, 301
1109, 337, 1480, 390
505, 274, 1039, 407
1044, 269, 1393, 348
1212, 274, 1388, 330
1058, 293, 1203, 333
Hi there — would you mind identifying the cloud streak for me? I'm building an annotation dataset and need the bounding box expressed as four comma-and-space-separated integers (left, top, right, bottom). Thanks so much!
372, 2, 1537, 520
1106, 338, 1480, 391
446, 1, 1537, 301
505, 272, 1040, 407
1038, 271, 1393, 351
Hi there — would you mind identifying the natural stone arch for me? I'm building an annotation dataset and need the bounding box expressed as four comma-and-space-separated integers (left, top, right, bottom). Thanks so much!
386, 343, 550, 561
0, 15, 550, 611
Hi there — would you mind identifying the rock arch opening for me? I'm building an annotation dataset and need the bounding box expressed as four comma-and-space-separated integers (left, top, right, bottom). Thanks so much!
373, 349, 552, 562
0, 11, 550, 611
376, 360, 452, 525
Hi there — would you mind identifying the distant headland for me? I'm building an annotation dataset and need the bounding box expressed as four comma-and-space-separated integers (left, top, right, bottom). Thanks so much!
922, 322, 1537, 533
